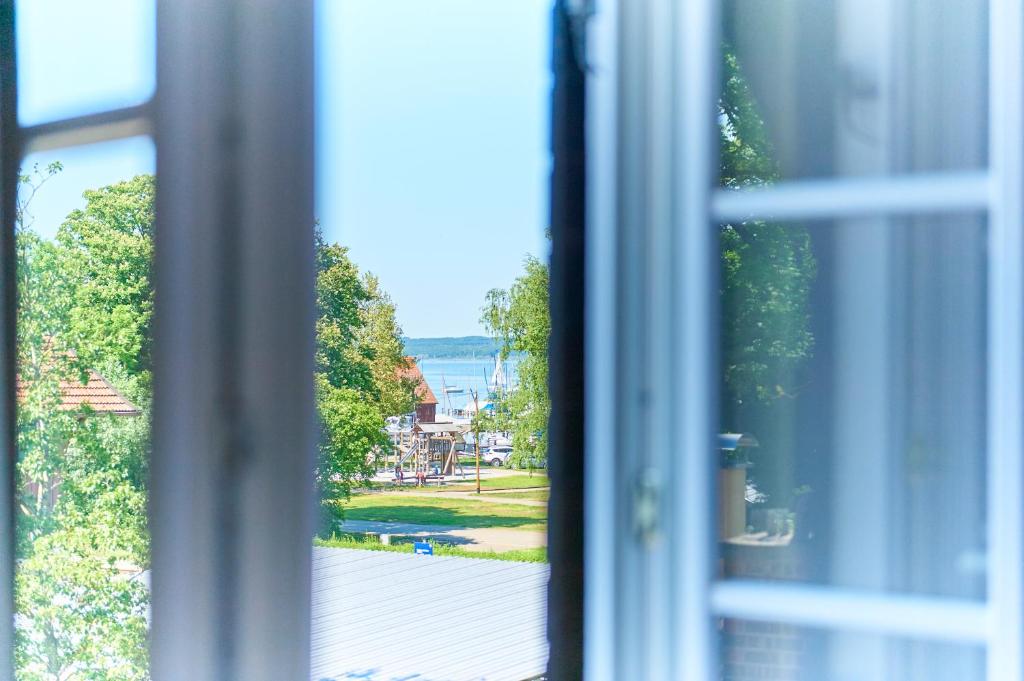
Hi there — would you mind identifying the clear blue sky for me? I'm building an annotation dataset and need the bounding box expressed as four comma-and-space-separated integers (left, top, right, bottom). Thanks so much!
18, 0, 551, 339
317, 0, 551, 337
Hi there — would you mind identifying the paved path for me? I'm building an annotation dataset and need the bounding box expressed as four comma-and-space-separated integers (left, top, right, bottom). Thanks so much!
339, 519, 547, 553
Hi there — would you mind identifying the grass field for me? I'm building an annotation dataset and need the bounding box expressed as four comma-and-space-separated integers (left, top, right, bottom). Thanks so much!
480, 489, 550, 501
315, 533, 546, 563
410, 473, 549, 492
369, 473, 549, 494
340, 493, 547, 531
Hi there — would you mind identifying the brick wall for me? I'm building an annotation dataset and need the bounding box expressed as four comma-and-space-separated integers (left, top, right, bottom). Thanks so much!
720, 541, 808, 681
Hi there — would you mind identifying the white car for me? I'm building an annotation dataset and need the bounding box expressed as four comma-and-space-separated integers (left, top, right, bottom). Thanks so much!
485, 445, 514, 467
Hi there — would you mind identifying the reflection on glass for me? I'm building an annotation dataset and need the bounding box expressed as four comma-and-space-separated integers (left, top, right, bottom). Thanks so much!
15, 139, 154, 679
720, 0, 987, 182
17, 0, 156, 125
721, 620, 984, 681
717, 214, 986, 598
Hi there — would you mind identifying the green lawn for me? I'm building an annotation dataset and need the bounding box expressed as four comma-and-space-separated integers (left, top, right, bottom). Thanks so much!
435, 473, 549, 492
340, 493, 547, 531
315, 533, 547, 563
481, 489, 550, 502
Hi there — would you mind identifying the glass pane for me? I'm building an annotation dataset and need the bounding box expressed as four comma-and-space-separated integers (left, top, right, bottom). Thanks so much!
717, 213, 986, 598
313, 1, 552, 679
722, 619, 984, 681
17, 0, 156, 125
15, 138, 154, 678
719, 0, 987, 184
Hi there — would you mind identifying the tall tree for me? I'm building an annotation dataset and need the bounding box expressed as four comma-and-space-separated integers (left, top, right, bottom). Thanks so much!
56, 175, 155, 384
718, 48, 816, 504
718, 49, 815, 413
315, 227, 374, 394
314, 376, 388, 533
482, 256, 550, 465
15, 169, 152, 680
358, 273, 416, 418
313, 228, 409, 533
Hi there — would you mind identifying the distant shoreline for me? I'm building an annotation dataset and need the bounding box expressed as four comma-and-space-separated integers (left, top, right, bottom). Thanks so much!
403, 335, 524, 360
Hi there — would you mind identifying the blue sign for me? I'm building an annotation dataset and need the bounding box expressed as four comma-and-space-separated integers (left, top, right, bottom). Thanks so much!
413, 541, 433, 556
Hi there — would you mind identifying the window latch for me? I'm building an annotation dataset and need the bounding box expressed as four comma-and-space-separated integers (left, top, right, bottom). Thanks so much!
632, 467, 661, 547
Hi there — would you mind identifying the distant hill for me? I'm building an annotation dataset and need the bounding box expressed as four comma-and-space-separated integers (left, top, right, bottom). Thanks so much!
403, 336, 507, 359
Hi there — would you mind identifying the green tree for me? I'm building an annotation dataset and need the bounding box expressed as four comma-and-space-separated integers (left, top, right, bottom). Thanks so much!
14, 168, 152, 680
313, 229, 410, 533
315, 227, 374, 394
358, 273, 416, 418
56, 175, 155, 383
14, 171, 414, 675
315, 375, 388, 533
481, 256, 550, 465
15, 525, 149, 681
718, 48, 815, 411
718, 48, 816, 504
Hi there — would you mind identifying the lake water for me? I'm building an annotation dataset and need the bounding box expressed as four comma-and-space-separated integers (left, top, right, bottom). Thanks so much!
417, 357, 520, 413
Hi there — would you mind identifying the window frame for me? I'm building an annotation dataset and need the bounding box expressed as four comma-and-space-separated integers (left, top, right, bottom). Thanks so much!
583, 0, 1024, 679
0, 4, 160, 679
0, 2, 316, 680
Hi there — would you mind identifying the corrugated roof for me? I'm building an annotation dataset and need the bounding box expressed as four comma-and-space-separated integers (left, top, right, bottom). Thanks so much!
16, 370, 140, 416
398, 357, 438, 405
311, 547, 548, 681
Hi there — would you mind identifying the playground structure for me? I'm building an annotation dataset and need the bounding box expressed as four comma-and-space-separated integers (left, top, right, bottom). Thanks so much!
387, 422, 470, 477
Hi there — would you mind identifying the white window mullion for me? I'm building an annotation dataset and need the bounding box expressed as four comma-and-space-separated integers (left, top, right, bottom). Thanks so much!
19, 104, 152, 154
710, 581, 989, 644
583, 1, 619, 679
671, 0, 718, 678
151, 2, 316, 680
711, 171, 991, 223
986, 0, 1024, 679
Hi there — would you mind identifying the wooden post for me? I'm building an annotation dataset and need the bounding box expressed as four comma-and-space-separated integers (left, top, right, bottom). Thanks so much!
473, 390, 481, 495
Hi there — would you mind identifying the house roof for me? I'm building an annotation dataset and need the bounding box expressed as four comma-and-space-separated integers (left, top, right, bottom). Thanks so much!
310, 547, 548, 681
397, 356, 438, 405
413, 421, 470, 435
17, 370, 141, 416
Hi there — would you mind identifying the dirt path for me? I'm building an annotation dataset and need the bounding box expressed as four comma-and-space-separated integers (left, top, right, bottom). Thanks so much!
339, 519, 547, 553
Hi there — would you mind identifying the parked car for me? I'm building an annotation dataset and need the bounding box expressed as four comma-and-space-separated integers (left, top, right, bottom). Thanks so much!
485, 445, 514, 467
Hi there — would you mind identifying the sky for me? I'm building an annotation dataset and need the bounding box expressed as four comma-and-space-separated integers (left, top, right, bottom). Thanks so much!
17, 0, 551, 339
317, 1, 551, 337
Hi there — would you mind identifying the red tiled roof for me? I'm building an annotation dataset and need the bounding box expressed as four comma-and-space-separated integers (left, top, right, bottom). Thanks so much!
16, 370, 140, 416
396, 357, 437, 405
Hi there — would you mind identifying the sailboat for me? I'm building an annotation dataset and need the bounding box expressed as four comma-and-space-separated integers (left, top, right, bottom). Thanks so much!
488, 355, 507, 395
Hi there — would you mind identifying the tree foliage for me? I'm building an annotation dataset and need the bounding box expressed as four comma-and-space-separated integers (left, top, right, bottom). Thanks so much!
56, 176, 155, 381
481, 256, 550, 465
14, 179, 413, 676
358, 274, 416, 418
315, 377, 389, 533
315, 228, 374, 394
15, 166, 152, 680
312, 227, 412, 532
718, 48, 816, 413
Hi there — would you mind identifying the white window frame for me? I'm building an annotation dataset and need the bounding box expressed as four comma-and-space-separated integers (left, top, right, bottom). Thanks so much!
0, 2, 316, 680
151, 3, 315, 680
0, 8, 163, 681
585, 0, 1024, 680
